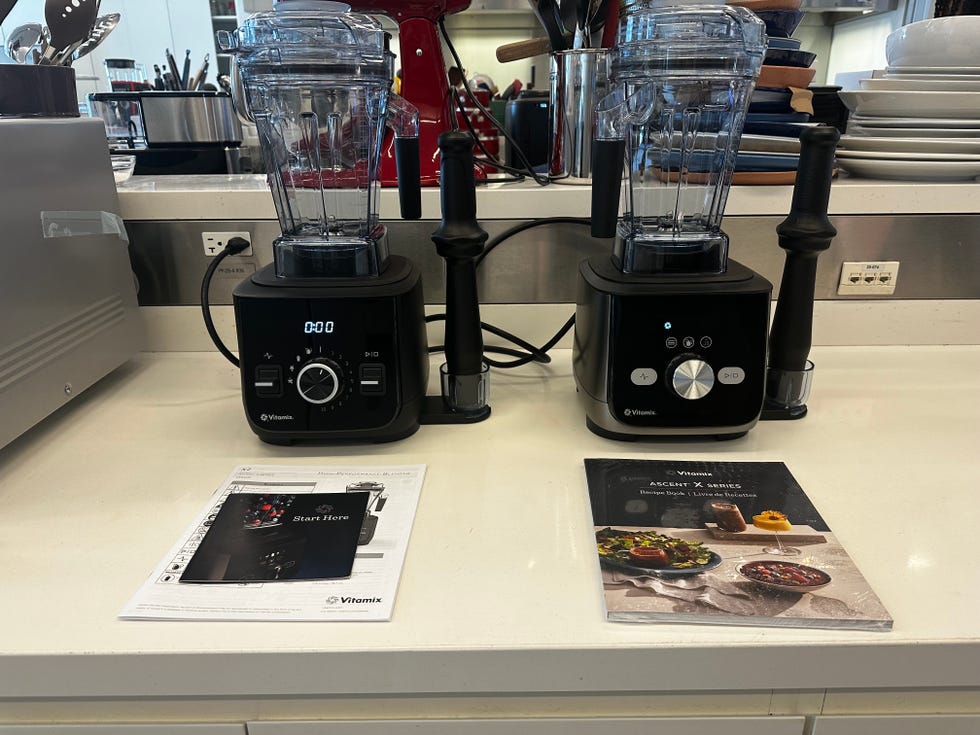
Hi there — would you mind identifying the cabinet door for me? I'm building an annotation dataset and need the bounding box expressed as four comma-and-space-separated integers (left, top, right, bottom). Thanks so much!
247, 717, 805, 735
813, 714, 980, 734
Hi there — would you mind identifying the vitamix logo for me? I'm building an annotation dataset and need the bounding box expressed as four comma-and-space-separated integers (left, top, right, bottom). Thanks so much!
260, 413, 294, 422
325, 595, 382, 606
623, 408, 658, 417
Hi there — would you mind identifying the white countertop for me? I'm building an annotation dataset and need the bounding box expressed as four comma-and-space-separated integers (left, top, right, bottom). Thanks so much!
116, 174, 980, 221
2, 345, 979, 703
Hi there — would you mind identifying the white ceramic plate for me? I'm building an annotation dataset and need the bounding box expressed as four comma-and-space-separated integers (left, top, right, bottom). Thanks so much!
838, 157, 980, 181
836, 149, 980, 162
848, 114, 980, 129
860, 77, 980, 92
839, 90, 980, 119
846, 124, 980, 138
885, 65, 980, 75
839, 134, 980, 154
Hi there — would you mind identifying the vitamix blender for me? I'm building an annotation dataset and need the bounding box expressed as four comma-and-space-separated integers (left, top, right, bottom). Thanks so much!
576, 0, 839, 440
220, 0, 427, 444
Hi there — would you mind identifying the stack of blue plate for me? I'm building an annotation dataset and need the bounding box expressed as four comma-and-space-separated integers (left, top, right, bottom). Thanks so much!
736, 8, 818, 182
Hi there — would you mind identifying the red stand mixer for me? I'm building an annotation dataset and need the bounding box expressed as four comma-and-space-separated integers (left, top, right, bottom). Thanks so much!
349, 0, 472, 186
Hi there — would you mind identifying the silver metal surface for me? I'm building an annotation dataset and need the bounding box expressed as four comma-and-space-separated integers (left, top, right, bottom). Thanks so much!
549, 49, 608, 181
140, 93, 242, 145
671, 359, 714, 400
124, 214, 980, 307
0, 118, 142, 451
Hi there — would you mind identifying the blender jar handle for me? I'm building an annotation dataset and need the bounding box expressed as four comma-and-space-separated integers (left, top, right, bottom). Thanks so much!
590, 90, 629, 238
591, 138, 626, 238
387, 92, 422, 220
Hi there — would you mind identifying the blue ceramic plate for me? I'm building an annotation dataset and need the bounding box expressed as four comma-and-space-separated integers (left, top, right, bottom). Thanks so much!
765, 48, 818, 69
768, 37, 802, 50
754, 9, 806, 37
747, 112, 812, 123
735, 152, 800, 172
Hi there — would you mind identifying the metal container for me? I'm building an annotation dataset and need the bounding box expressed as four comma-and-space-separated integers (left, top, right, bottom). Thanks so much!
88, 90, 242, 147
549, 49, 608, 182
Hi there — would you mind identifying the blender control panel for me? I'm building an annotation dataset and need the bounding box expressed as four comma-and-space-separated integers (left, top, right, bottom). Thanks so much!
608, 291, 770, 428
236, 295, 405, 434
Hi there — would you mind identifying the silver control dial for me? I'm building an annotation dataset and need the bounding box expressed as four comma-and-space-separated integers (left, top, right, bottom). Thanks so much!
296, 360, 342, 405
670, 357, 715, 400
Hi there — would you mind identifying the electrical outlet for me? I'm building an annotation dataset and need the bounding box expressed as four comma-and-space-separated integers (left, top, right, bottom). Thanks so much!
202, 231, 253, 257
837, 261, 900, 296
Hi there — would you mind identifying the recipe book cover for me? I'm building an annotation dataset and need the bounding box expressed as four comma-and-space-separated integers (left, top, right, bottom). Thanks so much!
585, 459, 893, 631
180, 492, 368, 583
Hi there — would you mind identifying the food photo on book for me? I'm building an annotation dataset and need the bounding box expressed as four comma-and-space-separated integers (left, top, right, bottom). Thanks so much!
585, 459, 893, 631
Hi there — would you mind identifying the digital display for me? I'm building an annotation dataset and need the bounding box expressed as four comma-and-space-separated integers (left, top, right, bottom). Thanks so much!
304, 320, 335, 334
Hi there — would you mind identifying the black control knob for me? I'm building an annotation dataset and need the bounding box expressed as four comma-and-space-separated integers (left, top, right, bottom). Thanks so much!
296, 359, 343, 405
668, 355, 715, 400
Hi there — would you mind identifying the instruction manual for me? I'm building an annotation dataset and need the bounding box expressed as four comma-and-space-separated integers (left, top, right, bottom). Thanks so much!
120, 464, 425, 622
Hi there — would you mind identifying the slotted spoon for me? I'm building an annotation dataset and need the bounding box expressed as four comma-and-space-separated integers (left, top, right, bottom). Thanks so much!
40, 0, 98, 64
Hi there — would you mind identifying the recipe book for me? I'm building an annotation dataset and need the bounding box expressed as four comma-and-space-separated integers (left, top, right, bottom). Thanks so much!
585, 459, 893, 631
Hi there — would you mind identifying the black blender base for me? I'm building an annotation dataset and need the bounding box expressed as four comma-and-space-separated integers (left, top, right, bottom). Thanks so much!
255, 423, 422, 446
585, 417, 747, 442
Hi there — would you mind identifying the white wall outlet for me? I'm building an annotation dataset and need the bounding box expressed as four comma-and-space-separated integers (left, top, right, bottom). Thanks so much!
202, 231, 253, 257
837, 261, 900, 296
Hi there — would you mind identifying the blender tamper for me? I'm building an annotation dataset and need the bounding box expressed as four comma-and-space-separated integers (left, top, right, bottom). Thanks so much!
762, 125, 840, 421
422, 131, 492, 423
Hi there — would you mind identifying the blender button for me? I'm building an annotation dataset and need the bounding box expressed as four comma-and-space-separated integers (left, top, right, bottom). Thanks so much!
359, 363, 386, 395
665, 337, 678, 349
682, 336, 695, 349
700, 336, 713, 348
254, 365, 283, 397
718, 367, 746, 385
630, 368, 658, 386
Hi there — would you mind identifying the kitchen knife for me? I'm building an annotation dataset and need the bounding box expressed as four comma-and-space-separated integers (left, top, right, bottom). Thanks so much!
181, 49, 191, 90
165, 48, 182, 90
153, 64, 164, 90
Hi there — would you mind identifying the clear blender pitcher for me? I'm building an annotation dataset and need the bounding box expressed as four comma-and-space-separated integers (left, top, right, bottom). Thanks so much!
218, 0, 421, 278
591, 0, 766, 273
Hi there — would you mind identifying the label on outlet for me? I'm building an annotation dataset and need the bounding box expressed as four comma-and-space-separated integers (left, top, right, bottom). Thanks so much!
202, 231, 253, 257
837, 261, 900, 296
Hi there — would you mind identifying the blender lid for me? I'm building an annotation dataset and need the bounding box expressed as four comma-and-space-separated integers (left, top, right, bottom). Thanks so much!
218, 0, 390, 77
613, 3, 766, 77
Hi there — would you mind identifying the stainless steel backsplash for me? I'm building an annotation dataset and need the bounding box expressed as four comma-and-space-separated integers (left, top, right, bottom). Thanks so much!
125, 215, 980, 306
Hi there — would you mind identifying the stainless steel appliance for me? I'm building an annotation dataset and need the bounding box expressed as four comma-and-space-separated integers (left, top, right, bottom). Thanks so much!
575, 2, 838, 440
0, 118, 142, 450
87, 90, 243, 175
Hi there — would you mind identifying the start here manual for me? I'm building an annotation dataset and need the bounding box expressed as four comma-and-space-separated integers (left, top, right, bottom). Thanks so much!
120, 464, 425, 622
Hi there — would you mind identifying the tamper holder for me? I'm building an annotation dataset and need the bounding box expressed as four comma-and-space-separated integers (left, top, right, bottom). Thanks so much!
762, 125, 840, 420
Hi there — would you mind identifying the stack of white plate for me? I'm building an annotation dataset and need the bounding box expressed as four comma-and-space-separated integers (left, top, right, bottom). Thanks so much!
836, 17, 980, 181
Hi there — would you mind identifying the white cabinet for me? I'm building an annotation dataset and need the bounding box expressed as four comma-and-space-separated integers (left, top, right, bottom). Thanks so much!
812, 714, 980, 734
247, 717, 805, 735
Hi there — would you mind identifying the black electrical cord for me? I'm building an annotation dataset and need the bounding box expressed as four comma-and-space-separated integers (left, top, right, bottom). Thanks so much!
478, 216, 591, 267
201, 238, 251, 368
439, 17, 552, 186
425, 217, 590, 369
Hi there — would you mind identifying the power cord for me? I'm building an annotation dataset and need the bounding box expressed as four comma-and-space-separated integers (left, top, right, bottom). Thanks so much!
439, 17, 552, 186
427, 217, 590, 369
201, 237, 251, 368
